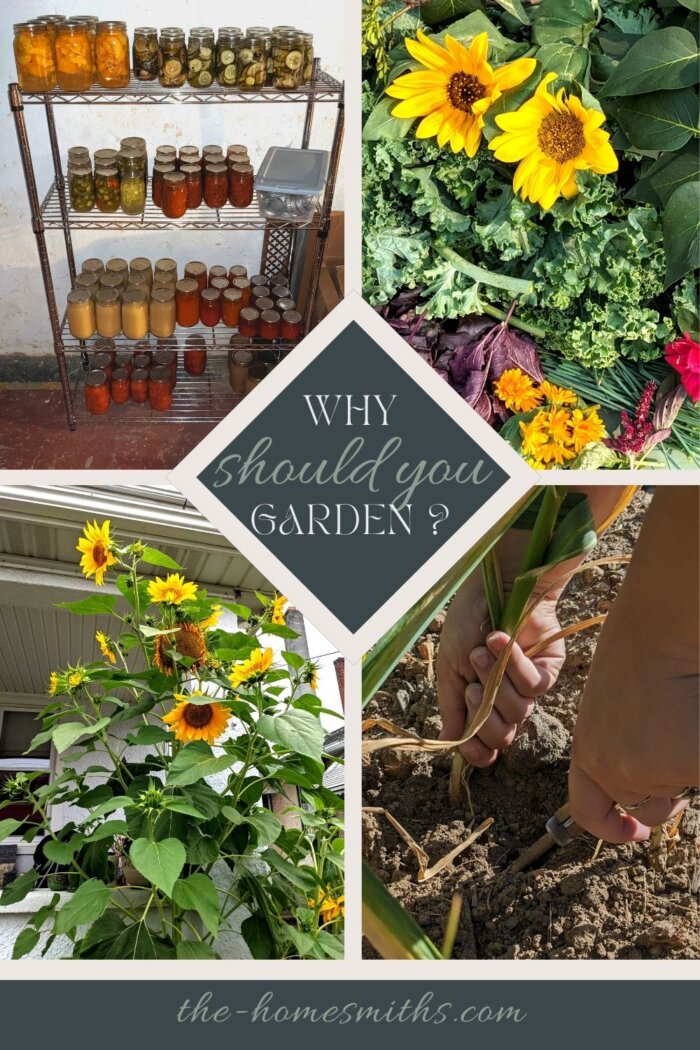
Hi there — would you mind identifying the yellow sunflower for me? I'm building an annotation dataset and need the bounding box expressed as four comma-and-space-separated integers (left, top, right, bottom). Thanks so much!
96, 630, 116, 664
76, 520, 117, 586
67, 667, 87, 690
228, 647, 274, 689
48, 672, 59, 696
147, 573, 198, 605
386, 30, 535, 157
489, 71, 618, 210
309, 892, 345, 924
153, 623, 207, 676
199, 604, 222, 630
493, 368, 543, 412
270, 594, 288, 626
163, 692, 230, 745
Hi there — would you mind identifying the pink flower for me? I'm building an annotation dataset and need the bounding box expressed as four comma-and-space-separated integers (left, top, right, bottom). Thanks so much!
664, 333, 700, 402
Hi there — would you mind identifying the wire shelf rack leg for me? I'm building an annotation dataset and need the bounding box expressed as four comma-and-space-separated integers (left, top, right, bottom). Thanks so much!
8, 82, 76, 430
44, 97, 77, 284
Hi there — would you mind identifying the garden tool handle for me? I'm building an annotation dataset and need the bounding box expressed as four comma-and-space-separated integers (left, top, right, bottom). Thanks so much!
509, 800, 581, 872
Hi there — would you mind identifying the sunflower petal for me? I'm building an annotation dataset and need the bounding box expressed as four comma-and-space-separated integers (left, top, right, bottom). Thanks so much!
390, 91, 446, 118
469, 31, 489, 66
491, 133, 534, 163
561, 171, 579, 198
406, 35, 451, 71
493, 56, 536, 92
583, 133, 618, 174
416, 109, 445, 138
464, 118, 482, 157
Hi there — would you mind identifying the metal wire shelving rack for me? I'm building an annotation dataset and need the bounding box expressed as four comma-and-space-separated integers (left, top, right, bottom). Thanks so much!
9, 63, 344, 430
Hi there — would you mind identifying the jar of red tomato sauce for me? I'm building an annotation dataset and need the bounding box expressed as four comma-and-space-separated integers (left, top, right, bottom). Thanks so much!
229, 162, 254, 208
259, 310, 281, 340
184, 339, 207, 376
222, 288, 243, 327
210, 277, 229, 294
200, 288, 221, 327
281, 309, 303, 341
85, 369, 110, 414
238, 307, 259, 337
181, 164, 202, 209
91, 350, 113, 381
111, 367, 130, 404
184, 262, 207, 294
130, 367, 149, 403
204, 163, 228, 209
149, 365, 172, 411
114, 352, 134, 375
162, 172, 187, 218
232, 277, 252, 306
152, 162, 175, 207
175, 278, 200, 327
154, 349, 177, 387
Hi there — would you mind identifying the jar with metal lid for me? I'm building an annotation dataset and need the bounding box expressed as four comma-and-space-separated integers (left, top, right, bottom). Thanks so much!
81, 257, 104, 279
236, 34, 267, 91
106, 257, 129, 284
202, 144, 224, 164
246, 359, 268, 392
93, 147, 118, 171
229, 162, 254, 208
200, 288, 222, 327
271, 31, 305, 90
13, 23, 57, 92
259, 309, 281, 339
155, 258, 178, 281
149, 286, 176, 337
255, 297, 275, 313
276, 296, 296, 313
130, 367, 149, 402
133, 350, 152, 371
184, 261, 208, 293
179, 145, 201, 167
162, 172, 187, 218
110, 367, 130, 404
238, 307, 259, 337
269, 270, 289, 286
221, 288, 243, 327
152, 162, 175, 207
155, 145, 178, 168
206, 265, 225, 285
158, 28, 187, 88
132, 26, 159, 81
95, 21, 129, 88
229, 348, 252, 392
301, 32, 314, 84
91, 350, 113, 381
281, 309, 303, 341
68, 145, 91, 168
55, 20, 93, 91
154, 349, 177, 386
204, 163, 228, 209
100, 274, 124, 298
75, 272, 99, 299
67, 289, 95, 339
210, 277, 229, 294
121, 137, 148, 179
187, 27, 215, 87
216, 27, 239, 86
153, 274, 176, 293
114, 351, 134, 374
229, 264, 247, 282
69, 166, 95, 211
175, 278, 200, 327
246, 28, 272, 81
127, 272, 150, 299
95, 288, 121, 337
85, 369, 110, 414
253, 286, 271, 303
121, 288, 149, 340
119, 150, 146, 214
250, 274, 268, 287
130, 257, 153, 288
184, 338, 207, 376
226, 145, 249, 168
232, 277, 252, 307
92, 336, 116, 360
94, 166, 120, 212
181, 164, 203, 209
149, 366, 172, 411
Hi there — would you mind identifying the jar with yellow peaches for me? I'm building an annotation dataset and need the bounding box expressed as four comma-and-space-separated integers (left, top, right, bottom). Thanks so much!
95, 21, 130, 89
13, 22, 57, 92
73, 16, 98, 79
55, 20, 93, 92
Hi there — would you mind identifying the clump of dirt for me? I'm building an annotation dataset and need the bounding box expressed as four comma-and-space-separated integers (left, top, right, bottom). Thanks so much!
363, 492, 700, 959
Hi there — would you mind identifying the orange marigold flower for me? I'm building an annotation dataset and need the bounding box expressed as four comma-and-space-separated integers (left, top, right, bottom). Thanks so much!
539, 380, 577, 407
570, 408, 607, 452
493, 368, 543, 412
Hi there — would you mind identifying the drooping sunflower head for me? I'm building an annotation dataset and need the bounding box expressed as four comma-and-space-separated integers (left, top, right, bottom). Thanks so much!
309, 891, 345, 924
493, 368, 543, 413
386, 30, 536, 157
147, 573, 198, 606
163, 692, 230, 745
76, 520, 117, 586
48, 672, 60, 696
67, 666, 88, 691
153, 623, 207, 676
96, 630, 117, 664
228, 647, 274, 690
269, 594, 288, 626
302, 659, 319, 692
489, 72, 618, 210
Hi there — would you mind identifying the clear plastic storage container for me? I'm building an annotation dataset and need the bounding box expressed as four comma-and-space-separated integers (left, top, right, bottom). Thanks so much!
254, 146, 329, 222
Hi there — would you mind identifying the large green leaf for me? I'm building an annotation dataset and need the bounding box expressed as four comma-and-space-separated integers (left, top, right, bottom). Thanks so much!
363, 98, 414, 141
106, 921, 176, 959
165, 741, 238, 787
261, 849, 319, 892
176, 940, 218, 959
600, 28, 700, 97
420, 0, 481, 26
0, 818, 21, 840
172, 873, 220, 938
12, 928, 40, 959
0, 869, 38, 906
433, 11, 517, 57
663, 182, 700, 288
241, 914, 275, 959
222, 805, 282, 846
608, 88, 698, 151
129, 838, 185, 895
139, 547, 183, 570
56, 594, 117, 616
54, 879, 111, 935
492, 0, 531, 26
52, 718, 111, 755
628, 143, 700, 208
43, 835, 84, 864
256, 709, 324, 762
533, 0, 596, 47
83, 819, 128, 843
536, 42, 589, 81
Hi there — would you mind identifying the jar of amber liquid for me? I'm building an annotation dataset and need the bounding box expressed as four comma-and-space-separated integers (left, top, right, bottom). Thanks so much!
210, 278, 229, 296
276, 296, 296, 314
238, 307, 259, 337
184, 262, 207, 293
208, 265, 227, 285
232, 277, 252, 307
229, 264, 247, 282
184, 342, 207, 376
95, 288, 121, 337
55, 20, 93, 91
150, 287, 176, 337
85, 369, 110, 414
95, 21, 129, 88
229, 348, 252, 393
82, 257, 105, 280
281, 309, 303, 341
130, 367, 149, 402
252, 286, 270, 302
259, 310, 281, 340
155, 258, 178, 282
75, 272, 99, 299
13, 22, 57, 92
114, 352, 134, 374
101, 273, 125, 297
106, 257, 129, 284
204, 163, 228, 209
229, 163, 254, 208
149, 365, 173, 411
175, 278, 200, 327
200, 288, 221, 327
67, 289, 96, 339
222, 288, 243, 327
162, 172, 187, 218
121, 289, 149, 340
110, 367, 130, 404
154, 349, 177, 387
152, 162, 175, 207
255, 297, 274, 313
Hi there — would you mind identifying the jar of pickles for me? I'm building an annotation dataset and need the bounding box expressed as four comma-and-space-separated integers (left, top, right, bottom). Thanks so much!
152, 162, 175, 207
216, 27, 239, 86
67, 288, 96, 339
162, 172, 187, 218
13, 22, 57, 93
181, 164, 203, 209
204, 163, 228, 209
187, 27, 215, 87
68, 145, 91, 168
229, 162, 254, 208
95, 288, 121, 337
271, 32, 305, 90
200, 288, 221, 327
94, 147, 118, 171
85, 369, 110, 414
119, 150, 147, 214
236, 34, 267, 91
222, 288, 243, 327
150, 286, 176, 337
121, 137, 148, 181
301, 33, 314, 83
69, 166, 95, 211
158, 27, 187, 88
95, 21, 129, 88
246, 27, 272, 81
175, 278, 200, 327
121, 289, 149, 339
132, 26, 159, 81
55, 20, 93, 92
95, 166, 120, 212
149, 366, 173, 410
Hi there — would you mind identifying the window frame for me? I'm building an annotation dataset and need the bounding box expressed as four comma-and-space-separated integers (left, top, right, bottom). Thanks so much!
0, 697, 56, 848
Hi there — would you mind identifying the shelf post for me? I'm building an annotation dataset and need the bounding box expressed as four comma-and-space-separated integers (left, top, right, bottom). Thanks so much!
44, 97, 77, 284
8, 83, 76, 431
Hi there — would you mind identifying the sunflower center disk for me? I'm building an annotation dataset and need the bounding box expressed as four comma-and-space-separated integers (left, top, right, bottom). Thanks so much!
92, 543, 108, 566
183, 703, 213, 728
447, 72, 486, 113
537, 111, 585, 164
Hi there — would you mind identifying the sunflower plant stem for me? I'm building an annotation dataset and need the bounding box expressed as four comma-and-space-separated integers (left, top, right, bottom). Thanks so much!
500, 487, 564, 636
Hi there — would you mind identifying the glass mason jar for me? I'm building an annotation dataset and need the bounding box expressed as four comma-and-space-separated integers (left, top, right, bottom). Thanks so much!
207, 265, 226, 285
67, 288, 96, 339
184, 338, 207, 376
73, 16, 98, 78
133, 346, 152, 369
149, 286, 176, 337
238, 307, 259, 337
149, 365, 173, 411
161, 172, 187, 218
181, 164, 203, 209
101, 273, 124, 298
130, 257, 153, 288
155, 145, 178, 168
55, 20, 93, 92
226, 144, 249, 169
229, 264, 247, 281
229, 162, 254, 208
130, 367, 149, 402
259, 309, 281, 339
202, 144, 224, 165
110, 366, 130, 404
200, 288, 221, 327
229, 348, 252, 392
158, 27, 187, 88
151, 162, 175, 207
94, 166, 120, 212
222, 288, 243, 327
119, 150, 147, 214
187, 27, 215, 87
255, 297, 274, 313
250, 273, 267, 287
232, 277, 252, 306
246, 359, 267, 392
95, 288, 121, 337
175, 278, 200, 327
69, 166, 95, 211
81, 257, 104, 279
301, 32, 314, 84
204, 163, 228, 209
114, 351, 134, 374
216, 27, 240, 86
94, 147, 118, 171
75, 271, 99, 299
121, 288, 149, 339
132, 26, 159, 81
93, 336, 116, 361
95, 21, 129, 88
281, 309, 303, 341
154, 349, 177, 386
236, 34, 267, 91
210, 277, 229, 294
252, 286, 271, 303
68, 145, 91, 167
246, 28, 272, 81
85, 369, 110, 414
179, 145, 201, 167
276, 295, 296, 314
155, 257, 178, 282
91, 351, 113, 381
271, 32, 305, 90
184, 261, 208, 293
127, 272, 150, 299
13, 23, 57, 93
121, 137, 148, 181
106, 257, 129, 284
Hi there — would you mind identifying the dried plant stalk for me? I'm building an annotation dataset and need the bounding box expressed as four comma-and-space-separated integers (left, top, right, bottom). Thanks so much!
364, 806, 494, 882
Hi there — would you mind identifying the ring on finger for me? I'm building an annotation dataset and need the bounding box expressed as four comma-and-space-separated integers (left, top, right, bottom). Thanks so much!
619, 795, 653, 812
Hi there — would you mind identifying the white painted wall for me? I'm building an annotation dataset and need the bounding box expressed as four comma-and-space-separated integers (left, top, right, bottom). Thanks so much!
0, 0, 345, 355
